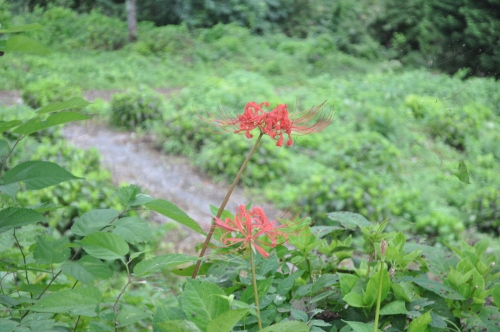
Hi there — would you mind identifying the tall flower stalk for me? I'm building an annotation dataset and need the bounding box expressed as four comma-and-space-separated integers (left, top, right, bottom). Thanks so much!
192, 101, 332, 279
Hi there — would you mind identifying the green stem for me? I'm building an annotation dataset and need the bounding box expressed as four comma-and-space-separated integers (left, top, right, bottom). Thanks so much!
373, 261, 384, 332
249, 247, 263, 330
191, 132, 264, 279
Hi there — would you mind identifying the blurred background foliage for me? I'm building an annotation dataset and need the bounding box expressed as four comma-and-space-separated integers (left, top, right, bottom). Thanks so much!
4, 0, 499, 78
0, 0, 499, 245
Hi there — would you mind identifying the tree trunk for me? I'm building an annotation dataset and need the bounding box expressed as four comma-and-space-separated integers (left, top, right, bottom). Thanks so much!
126, 0, 138, 42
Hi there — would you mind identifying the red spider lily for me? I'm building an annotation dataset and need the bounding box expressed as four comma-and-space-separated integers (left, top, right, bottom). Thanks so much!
212, 101, 332, 147
214, 205, 289, 258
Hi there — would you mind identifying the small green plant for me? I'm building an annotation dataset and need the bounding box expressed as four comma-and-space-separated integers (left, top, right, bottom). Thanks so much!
21, 77, 82, 109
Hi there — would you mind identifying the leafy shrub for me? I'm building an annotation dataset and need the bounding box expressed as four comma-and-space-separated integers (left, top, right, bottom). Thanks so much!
21, 77, 82, 108
0, 0, 11, 27
466, 187, 500, 235
404, 94, 494, 150
110, 86, 165, 129
131, 23, 193, 56
415, 210, 465, 241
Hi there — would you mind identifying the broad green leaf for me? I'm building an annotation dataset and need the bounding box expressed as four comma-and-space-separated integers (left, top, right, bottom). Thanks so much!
3, 161, 81, 190
134, 254, 196, 277
207, 309, 249, 332
379, 300, 408, 315
16, 313, 54, 331
0, 294, 20, 307
145, 199, 203, 234
408, 310, 431, 332
117, 185, 142, 206
154, 304, 186, 323
179, 279, 229, 331
153, 320, 202, 332
312, 274, 339, 293
116, 307, 152, 327
405, 277, 465, 300
28, 287, 101, 316
36, 97, 90, 114
5, 35, 50, 55
492, 284, 500, 307
259, 321, 309, 332
463, 306, 500, 331
71, 209, 119, 236
81, 232, 129, 260
291, 309, 309, 322
391, 282, 413, 302
342, 321, 382, 332
343, 292, 365, 308
112, 217, 152, 244
338, 273, 359, 296
364, 265, 391, 307
326, 212, 371, 230
0, 23, 44, 33
61, 255, 112, 284
0, 207, 46, 233
240, 277, 273, 305
13, 112, 90, 135
34, 236, 70, 264
0, 318, 18, 332
0, 120, 22, 133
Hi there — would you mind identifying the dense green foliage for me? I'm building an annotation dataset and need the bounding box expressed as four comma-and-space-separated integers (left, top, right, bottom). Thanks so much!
6, 0, 498, 78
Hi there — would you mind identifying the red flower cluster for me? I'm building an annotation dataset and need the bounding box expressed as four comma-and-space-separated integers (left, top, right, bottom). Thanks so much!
214, 101, 331, 147
214, 205, 288, 258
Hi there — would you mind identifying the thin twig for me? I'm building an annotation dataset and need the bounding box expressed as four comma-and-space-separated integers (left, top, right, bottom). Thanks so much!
13, 229, 30, 288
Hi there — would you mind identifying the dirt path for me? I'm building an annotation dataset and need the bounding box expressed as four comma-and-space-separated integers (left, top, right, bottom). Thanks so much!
61, 122, 280, 252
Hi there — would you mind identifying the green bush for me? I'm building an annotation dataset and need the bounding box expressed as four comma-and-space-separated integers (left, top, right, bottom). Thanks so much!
0, 0, 11, 27
466, 187, 500, 235
404, 95, 494, 150
131, 23, 193, 56
110, 86, 165, 129
21, 77, 82, 108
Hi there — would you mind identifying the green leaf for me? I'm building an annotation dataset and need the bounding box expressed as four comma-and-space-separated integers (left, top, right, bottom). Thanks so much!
134, 254, 196, 277
116, 185, 153, 206
0, 120, 22, 133
0, 207, 46, 233
364, 265, 391, 307
71, 209, 119, 236
34, 236, 70, 264
405, 277, 465, 300
154, 304, 186, 323
408, 310, 431, 332
492, 284, 500, 307
343, 292, 365, 308
0, 318, 18, 332
207, 309, 249, 332
116, 307, 152, 327
259, 321, 309, 332
379, 300, 408, 315
342, 321, 382, 332
81, 232, 129, 260
463, 306, 500, 331
0, 183, 18, 198
338, 273, 359, 296
112, 217, 152, 244
61, 255, 112, 284
0, 23, 44, 33
5, 35, 50, 55
277, 270, 304, 295
179, 279, 229, 331
240, 277, 273, 305
326, 212, 371, 230
36, 97, 91, 114
454, 161, 471, 184
153, 320, 202, 332
28, 287, 101, 316
13, 111, 90, 135
2, 161, 81, 190
145, 199, 203, 234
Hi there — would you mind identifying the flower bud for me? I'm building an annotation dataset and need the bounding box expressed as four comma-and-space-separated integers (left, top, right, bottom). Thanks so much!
380, 240, 387, 259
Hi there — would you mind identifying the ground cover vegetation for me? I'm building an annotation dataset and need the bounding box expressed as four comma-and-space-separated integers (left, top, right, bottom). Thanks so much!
1, 2, 500, 331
